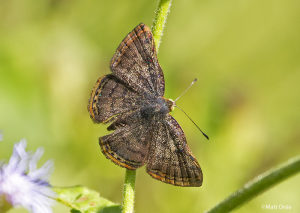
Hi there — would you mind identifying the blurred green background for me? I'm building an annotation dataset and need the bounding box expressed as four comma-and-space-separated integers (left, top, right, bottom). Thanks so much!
1, 0, 299, 212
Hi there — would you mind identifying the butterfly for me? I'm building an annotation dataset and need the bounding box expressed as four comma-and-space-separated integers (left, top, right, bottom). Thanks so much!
88, 23, 203, 187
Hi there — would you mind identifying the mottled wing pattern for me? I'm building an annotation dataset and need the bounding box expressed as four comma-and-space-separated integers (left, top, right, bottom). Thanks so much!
89, 23, 203, 187
146, 114, 203, 187
110, 23, 165, 97
88, 74, 143, 123
99, 110, 151, 169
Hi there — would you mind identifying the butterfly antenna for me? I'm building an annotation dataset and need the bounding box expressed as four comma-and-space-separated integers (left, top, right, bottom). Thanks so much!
174, 78, 198, 102
175, 105, 209, 140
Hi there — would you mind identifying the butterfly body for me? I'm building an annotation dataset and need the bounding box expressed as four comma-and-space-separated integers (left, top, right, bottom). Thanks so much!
88, 23, 203, 187
140, 97, 174, 120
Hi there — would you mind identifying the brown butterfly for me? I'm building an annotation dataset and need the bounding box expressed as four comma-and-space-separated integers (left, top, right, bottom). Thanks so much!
88, 23, 203, 187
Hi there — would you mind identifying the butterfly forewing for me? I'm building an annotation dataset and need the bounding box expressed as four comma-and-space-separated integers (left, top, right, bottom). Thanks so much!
110, 23, 165, 97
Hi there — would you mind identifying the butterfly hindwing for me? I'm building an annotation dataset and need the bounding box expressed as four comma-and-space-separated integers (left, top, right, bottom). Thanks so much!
110, 23, 165, 97
146, 114, 203, 187
99, 110, 150, 169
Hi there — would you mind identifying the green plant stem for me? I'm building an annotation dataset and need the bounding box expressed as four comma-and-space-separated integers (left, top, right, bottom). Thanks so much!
122, 170, 136, 213
152, 0, 173, 52
206, 155, 300, 213
121, 1, 173, 212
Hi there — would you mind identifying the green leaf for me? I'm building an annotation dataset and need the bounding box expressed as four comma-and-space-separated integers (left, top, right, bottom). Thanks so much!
53, 186, 121, 213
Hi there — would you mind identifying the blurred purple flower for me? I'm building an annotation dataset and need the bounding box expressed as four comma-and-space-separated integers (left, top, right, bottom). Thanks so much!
0, 139, 55, 213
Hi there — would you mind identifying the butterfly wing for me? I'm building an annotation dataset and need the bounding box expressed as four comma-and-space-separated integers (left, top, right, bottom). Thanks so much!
146, 114, 203, 187
110, 23, 165, 97
88, 74, 144, 123
99, 110, 151, 169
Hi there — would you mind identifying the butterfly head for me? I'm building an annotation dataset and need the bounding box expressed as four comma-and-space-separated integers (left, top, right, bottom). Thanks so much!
164, 98, 175, 112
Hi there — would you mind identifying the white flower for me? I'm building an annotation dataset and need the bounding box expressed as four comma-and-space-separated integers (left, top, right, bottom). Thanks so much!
0, 139, 56, 213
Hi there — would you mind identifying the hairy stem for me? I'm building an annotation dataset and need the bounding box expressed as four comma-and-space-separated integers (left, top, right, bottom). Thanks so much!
121, 1, 173, 212
152, 0, 173, 52
122, 170, 136, 213
206, 155, 300, 213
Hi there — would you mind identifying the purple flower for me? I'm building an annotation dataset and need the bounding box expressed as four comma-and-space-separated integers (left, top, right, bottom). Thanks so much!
0, 139, 55, 213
